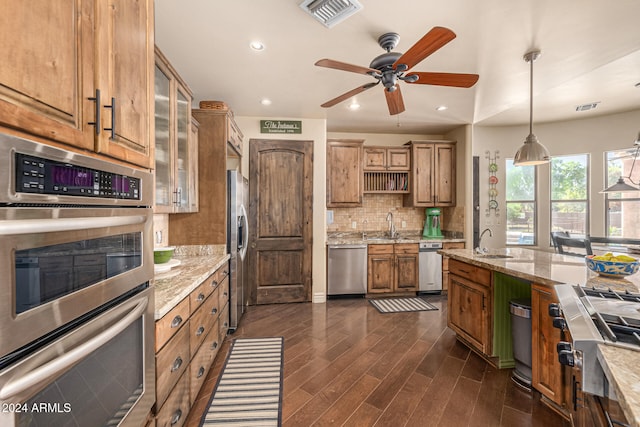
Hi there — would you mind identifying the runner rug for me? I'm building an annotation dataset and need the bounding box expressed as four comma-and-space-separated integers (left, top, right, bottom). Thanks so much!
369, 297, 439, 313
200, 337, 284, 426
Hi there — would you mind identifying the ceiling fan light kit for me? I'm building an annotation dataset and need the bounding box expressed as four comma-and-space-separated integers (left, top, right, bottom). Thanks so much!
315, 26, 479, 115
514, 49, 551, 166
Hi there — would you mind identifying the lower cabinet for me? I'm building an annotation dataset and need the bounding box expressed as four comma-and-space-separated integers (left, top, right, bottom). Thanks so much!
154, 263, 229, 426
447, 259, 492, 354
367, 243, 418, 294
531, 283, 565, 406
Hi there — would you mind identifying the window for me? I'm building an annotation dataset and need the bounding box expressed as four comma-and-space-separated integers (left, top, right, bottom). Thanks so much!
605, 148, 640, 238
550, 154, 589, 237
506, 159, 536, 245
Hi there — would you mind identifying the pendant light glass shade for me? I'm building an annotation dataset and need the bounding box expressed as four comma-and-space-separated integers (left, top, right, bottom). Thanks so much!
601, 140, 640, 193
513, 50, 550, 166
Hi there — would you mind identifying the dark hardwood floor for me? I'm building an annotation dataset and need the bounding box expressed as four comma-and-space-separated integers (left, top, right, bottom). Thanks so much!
185, 295, 570, 427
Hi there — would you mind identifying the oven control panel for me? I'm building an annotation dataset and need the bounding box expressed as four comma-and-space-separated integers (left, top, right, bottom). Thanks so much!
15, 153, 141, 200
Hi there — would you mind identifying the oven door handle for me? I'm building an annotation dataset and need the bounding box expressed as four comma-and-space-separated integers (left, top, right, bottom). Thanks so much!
0, 296, 148, 400
0, 214, 147, 236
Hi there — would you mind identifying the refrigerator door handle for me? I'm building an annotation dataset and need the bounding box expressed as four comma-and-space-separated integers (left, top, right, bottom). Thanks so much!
239, 204, 249, 261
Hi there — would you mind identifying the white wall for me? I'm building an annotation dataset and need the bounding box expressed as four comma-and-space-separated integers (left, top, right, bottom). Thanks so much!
235, 116, 328, 303
472, 109, 640, 250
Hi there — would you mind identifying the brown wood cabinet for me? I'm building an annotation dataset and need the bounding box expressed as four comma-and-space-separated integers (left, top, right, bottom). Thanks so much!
367, 243, 418, 294
0, 0, 154, 168
403, 141, 456, 207
326, 139, 364, 207
169, 107, 243, 245
154, 47, 198, 213
447, 259, 492, 354
441, 242, 465, 293
364, 146, 410, 171
531, 283, 565, 406
154, 264, 229, 426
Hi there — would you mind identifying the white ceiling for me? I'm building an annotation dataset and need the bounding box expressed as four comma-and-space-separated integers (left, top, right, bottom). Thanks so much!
154, 0, 640, 135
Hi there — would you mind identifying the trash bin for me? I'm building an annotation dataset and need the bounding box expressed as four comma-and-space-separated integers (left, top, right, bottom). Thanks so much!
510, 298, 532, 389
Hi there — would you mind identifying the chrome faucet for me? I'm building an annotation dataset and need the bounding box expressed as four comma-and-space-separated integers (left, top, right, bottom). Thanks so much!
476, 228, 493, 254
386, 212, 398, 239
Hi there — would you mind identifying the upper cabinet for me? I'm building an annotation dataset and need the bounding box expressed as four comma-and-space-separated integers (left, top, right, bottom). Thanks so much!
0, 0, 154, 169
403, 140, 456, 207
326, 139, 364, 208
364, 147, 410, 171
154, 47, 198, 213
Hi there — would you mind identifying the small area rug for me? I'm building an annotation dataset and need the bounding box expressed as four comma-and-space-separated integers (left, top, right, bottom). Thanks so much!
199, 337, 284, 426
369, 297, 438, 313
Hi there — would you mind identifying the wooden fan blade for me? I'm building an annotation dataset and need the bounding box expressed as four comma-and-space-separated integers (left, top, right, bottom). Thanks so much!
393, 27, 456, 71
384, 85, 405, 115
321, 82, 379, 108
406, 72, 479, 88
315, 58, 378, 75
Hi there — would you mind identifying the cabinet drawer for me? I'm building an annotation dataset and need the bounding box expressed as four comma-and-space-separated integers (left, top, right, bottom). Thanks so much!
210, 264, 229, 291
394, 243, 418, 254
189, 322, 220, 405
218, 274, 229, 311
155, 369, 190, 427
156, 297, 190, 352
368, 244, 394, 255
443, 242, 465, 250
156, 320, 190, 408
189, 291, 218, 356
190, 275, 214, 315
449, 259, 491, 287
218, 302, 230, 340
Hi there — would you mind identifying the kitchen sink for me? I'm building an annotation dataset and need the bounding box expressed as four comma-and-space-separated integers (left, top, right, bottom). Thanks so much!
476, 254, 514, 259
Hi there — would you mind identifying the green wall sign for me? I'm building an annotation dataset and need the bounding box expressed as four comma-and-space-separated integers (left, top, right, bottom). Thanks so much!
260, 120, 302, 134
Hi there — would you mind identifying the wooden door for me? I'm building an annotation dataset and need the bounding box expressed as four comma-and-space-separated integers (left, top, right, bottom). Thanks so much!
532, 283, 565, 406
0, 0, 95, 150
395, 253, 418, 292
95, 0, 154, 168
367, 254, 394, 293
386, 148, 410, 170
448, 274, 490, 354
412, 143, 435, 206
248, 139, 313, 305
327, 139, 363, 207
435, 143, 456, 206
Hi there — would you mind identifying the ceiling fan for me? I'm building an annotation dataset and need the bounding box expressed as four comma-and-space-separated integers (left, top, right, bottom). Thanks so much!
315, 26, 479, 115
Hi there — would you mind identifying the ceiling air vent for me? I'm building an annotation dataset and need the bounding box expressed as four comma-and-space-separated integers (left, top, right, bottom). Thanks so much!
575, 102, 600, 112
299, 0, 363, 28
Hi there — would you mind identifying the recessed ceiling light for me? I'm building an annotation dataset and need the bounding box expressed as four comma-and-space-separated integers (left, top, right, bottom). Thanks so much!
250, 41, 265, 51
348, 101, 360, 110
436, 105, 448, 111
260, 98, 272, 106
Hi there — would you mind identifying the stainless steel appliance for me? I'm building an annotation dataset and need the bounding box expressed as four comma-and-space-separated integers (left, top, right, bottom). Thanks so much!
0, 133, 155, 427
227, 169, 249, 332
419, 241, 442, 294
552, 285, 640, 397
327, 244, 367, 296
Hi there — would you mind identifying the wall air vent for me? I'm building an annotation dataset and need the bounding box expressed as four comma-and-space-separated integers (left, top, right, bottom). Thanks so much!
299, 0, 363, 28
575, 102, 600, 112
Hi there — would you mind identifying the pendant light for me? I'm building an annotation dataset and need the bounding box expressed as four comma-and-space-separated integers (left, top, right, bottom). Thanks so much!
513, 50, 550, 166
601, 132, 640, 193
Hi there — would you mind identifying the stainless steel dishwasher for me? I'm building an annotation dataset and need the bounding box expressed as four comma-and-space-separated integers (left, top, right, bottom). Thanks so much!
327, 244, 367, 296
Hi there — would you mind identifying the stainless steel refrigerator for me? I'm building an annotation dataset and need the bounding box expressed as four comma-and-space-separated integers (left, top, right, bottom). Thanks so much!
227, 169, 249, 333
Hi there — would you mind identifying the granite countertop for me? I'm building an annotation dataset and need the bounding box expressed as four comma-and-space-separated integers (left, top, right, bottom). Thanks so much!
327, 231, 466, 246
153, 245, 229, 320
439, 247, 639, 425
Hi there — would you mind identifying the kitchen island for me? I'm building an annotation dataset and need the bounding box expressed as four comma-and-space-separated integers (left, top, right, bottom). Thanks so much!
439, 247, 639, 426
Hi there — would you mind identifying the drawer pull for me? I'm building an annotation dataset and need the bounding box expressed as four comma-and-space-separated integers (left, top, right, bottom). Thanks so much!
223, 292, 228, 298
197, 366, 205, 378
211, 307, 218, 315
170, 315, 183, 328
211, 280, 218, 287
196, 326, 205, 336
196, 293, 205, 302
211, 341, 218, 350
171, 356, 183, 372
170, 409, 182, 425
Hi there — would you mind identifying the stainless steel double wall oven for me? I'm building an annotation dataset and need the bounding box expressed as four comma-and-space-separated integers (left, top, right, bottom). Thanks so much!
0, 134, 155, 427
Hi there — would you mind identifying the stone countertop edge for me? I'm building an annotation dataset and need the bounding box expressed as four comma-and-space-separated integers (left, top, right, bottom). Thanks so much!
597, 345, 640, 427
327, 233, 466, 245
153, 251, 230, 320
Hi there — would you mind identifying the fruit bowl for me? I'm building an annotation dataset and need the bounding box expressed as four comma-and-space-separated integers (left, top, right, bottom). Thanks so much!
154, 246, 175, 264
585, 254, 640, 278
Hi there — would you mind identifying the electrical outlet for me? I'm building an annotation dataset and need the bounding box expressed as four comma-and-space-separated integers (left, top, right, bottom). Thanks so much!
351, 221, 357, 229
401, 221, 407, 228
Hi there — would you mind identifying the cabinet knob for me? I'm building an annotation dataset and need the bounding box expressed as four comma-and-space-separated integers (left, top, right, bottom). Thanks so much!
170, 409, 182, 425
170, 315, 183, 328
171, 356, 183, 372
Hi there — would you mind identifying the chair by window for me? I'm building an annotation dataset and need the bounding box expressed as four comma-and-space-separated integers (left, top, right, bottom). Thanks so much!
554, 235, 593, 257
550, 231, 570, 252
